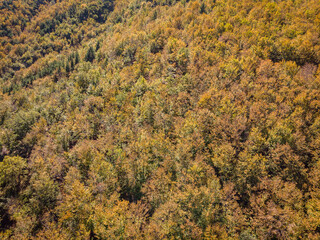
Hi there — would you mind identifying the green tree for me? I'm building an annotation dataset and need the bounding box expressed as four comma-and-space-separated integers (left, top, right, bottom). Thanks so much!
75, 51, 80, 65
0, 156, 29, 198
66, 61, 71, 73
85, 46, 95, 63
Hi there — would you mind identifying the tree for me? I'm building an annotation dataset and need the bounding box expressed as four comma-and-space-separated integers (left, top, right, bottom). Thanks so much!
65, 61, 70, 73
200, 3, 206, 14
95, 41, 101, 51
0, 156, 29, 198
75, 51, 80, 65
85, 46, 95, 63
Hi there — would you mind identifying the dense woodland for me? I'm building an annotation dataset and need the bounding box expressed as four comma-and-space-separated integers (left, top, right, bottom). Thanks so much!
0, 0, 320, 239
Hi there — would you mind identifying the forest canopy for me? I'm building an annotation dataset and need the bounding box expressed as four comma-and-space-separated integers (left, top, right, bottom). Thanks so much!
1, 0, 320, 239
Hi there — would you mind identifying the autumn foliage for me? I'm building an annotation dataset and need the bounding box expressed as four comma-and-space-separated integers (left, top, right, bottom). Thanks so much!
1, 0, 320, 239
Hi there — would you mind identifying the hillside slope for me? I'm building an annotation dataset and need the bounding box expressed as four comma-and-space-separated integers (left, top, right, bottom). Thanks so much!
1, 0, 320, 239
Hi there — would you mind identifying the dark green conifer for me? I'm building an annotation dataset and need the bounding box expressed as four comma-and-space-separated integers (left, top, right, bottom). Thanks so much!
95, 41, 101, 51
70, 59, 74, 70
66, 61, 70, 73
85, 46, 95, 62
75, 51, 80, 65
200, 3, 206, 14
